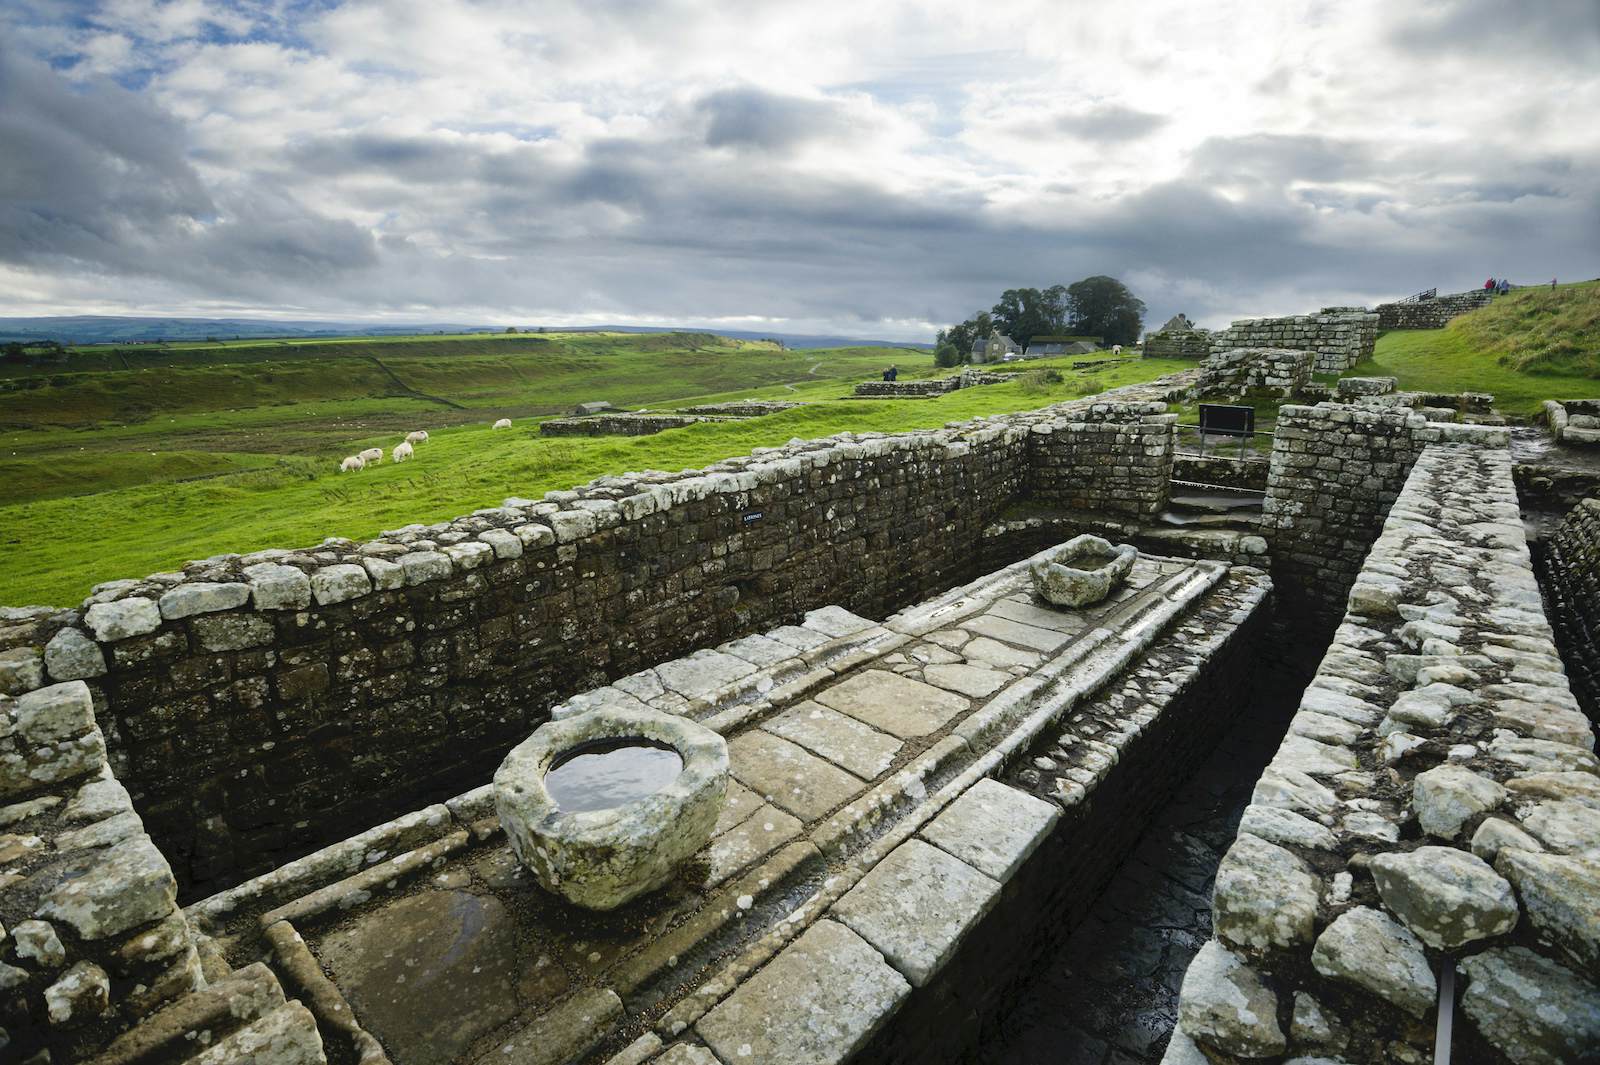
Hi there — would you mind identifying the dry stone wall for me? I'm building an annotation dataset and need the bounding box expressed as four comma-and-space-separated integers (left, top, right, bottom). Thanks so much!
538, 413, 712, 436
0, 679, 212, 1062
1210, 309, 1378, 374
1538, 497, 1600, 726
1027, 402, 1177, 519
1164, 444, 1600, 1065
1261, 403, 1509, 628
1195, 347, 1313, 397
1376, 289, 1493, 330
0, 391, 1186, 897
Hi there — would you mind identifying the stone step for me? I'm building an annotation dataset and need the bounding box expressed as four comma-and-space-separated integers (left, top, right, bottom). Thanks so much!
85, 962, 292, 1065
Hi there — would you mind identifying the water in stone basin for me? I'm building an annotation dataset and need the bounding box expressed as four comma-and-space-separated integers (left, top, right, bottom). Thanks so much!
543, 739, 684, 813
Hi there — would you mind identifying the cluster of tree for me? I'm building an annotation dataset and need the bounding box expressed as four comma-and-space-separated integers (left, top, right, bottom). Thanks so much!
933, 276, 1145, 366
1, 340, 66, 364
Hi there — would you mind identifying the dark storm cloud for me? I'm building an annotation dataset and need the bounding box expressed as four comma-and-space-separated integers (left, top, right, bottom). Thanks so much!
1389, 0, 1600, 65
696, 87, 854, 152
0, 43, 213, 264
0, 44, 377, 297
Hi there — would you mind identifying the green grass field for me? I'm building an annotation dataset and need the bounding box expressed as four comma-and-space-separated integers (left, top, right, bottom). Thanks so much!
0, 336, 1191, 606
1347, 280, 1599, 414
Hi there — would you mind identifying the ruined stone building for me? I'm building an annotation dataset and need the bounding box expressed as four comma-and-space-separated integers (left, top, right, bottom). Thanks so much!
2, 351, 1597, 1065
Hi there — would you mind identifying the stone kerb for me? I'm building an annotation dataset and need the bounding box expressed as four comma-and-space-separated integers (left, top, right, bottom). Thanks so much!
0, 370, 1199, 893
1165, 444, 1600, 1065
0, 679, 213, 1063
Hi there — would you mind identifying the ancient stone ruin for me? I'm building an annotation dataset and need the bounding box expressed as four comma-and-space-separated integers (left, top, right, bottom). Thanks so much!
3, 353, 1598, 1064
1376, 288, 1495, 330
1209, 307, 1378, 375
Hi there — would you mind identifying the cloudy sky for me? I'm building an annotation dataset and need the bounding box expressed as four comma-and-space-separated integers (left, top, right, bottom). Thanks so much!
2, 0, 1597, 339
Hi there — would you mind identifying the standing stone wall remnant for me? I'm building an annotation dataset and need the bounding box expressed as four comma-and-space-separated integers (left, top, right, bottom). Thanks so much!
1375, 289, 1494, 330
1210, 308, 1378, 375
1166, 442, 1600, 1065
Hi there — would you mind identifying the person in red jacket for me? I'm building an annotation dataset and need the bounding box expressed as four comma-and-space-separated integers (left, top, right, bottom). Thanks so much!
1484, 277, 1496, 291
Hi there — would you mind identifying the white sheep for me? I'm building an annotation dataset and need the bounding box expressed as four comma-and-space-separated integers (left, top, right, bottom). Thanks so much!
405, 430, 429, 444
392, 441, 414, 463
339, 455, 366, 473
358, 447, 384, 465
492, 418, 513, 430
1112, 344, 1123, 355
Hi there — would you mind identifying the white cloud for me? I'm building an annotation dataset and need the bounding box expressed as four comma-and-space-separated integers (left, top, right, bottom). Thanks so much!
0, 0, 1595, 338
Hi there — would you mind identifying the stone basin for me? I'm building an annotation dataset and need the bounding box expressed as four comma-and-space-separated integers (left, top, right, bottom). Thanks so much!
494, 706, 728, 911
1030, 534, 1138, 608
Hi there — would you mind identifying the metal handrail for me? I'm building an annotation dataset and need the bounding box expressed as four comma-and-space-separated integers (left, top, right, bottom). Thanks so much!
1397, 287, 1437, 304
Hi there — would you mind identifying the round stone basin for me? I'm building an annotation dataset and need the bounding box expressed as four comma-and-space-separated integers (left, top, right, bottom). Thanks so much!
543, 739, 684, 814
494, 706, 728, 911
1030, 534, 1138, 609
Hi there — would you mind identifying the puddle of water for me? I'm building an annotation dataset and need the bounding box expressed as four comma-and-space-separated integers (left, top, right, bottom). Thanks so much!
543, 739, 684, 813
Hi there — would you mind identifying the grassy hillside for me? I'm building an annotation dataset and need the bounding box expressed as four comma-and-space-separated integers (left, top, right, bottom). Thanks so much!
0, 337, 1191, 606
1346, 280, 1600, 415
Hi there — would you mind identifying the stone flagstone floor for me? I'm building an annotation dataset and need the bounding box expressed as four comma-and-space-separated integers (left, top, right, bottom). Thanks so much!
978, 652, 1308, 1065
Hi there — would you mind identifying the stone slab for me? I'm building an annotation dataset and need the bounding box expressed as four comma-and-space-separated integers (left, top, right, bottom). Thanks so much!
703, 804, 802, 887
960, 636, 1043, 670
918, 776, 1060, 882
727, 731, 864, 822
921, 663, 1011, 699
832, 837, 1000, 986
318, 890, 526, 1065
990, 595, 1093, 633
813, 669, 969, 739
961, 612, 1075, 653
696, 919, 910, 1063
761, 700, 903, 780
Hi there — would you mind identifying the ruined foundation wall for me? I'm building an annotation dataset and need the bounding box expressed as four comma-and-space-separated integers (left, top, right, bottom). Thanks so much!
1165, 444, 1600, 1065
1027, 402, 1177, 519
1143, 328, 1212, 359
1375, 290, 1493, 330
1210, 310, 1377, 375
1538, 497, 1600, 725
1261, 404, 1510, 629
538, 413, 710, 436
0, 401, 1179, 896
0, 680, 218, 1063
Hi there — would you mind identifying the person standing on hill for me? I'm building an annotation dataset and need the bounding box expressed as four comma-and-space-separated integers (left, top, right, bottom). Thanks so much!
1498, 279, 1511, 295
1485, 277, 1496, 291
882, 365, 898, 382
1552, 278, 1558, 290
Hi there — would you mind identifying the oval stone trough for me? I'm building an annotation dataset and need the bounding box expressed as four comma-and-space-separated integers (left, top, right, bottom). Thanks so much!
1030, 533, 1138, 608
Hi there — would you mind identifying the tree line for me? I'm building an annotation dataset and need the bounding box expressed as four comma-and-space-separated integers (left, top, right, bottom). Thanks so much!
934, 276, 1145, 366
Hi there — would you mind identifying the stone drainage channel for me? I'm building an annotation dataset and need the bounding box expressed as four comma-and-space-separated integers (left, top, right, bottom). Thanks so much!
977, 645, 1313, 1065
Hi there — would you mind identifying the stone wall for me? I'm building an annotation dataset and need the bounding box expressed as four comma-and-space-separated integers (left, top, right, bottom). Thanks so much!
1543, 398, 1600, 446
1196, 347, 1313, 397
538, 413, 712, 436
1260, 404, 1509, 628
851, 369, 1016, 398
1538, 497, 1600, 726
1143, 327, 1212, 360
0, 679, 210, 1061
1376, 289, 1493, 330
1027, 402, 1177, 519
1164, 444, 1600, 1065
1210, 309, 1378, 375
675, 401, 800, 417
0, 394, 1188, 896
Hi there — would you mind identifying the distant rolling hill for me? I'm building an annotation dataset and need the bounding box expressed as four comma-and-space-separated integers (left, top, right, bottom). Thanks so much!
0, 315, 932, 350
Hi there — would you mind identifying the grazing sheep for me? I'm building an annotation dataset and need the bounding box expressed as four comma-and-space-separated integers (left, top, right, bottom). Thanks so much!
392, 441, 414, 463
492, 418, 513, 430
340, 455, 366, 473
358, 447, 384, 464
1112, 344, 1123, 355
405, 430, 429, 444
